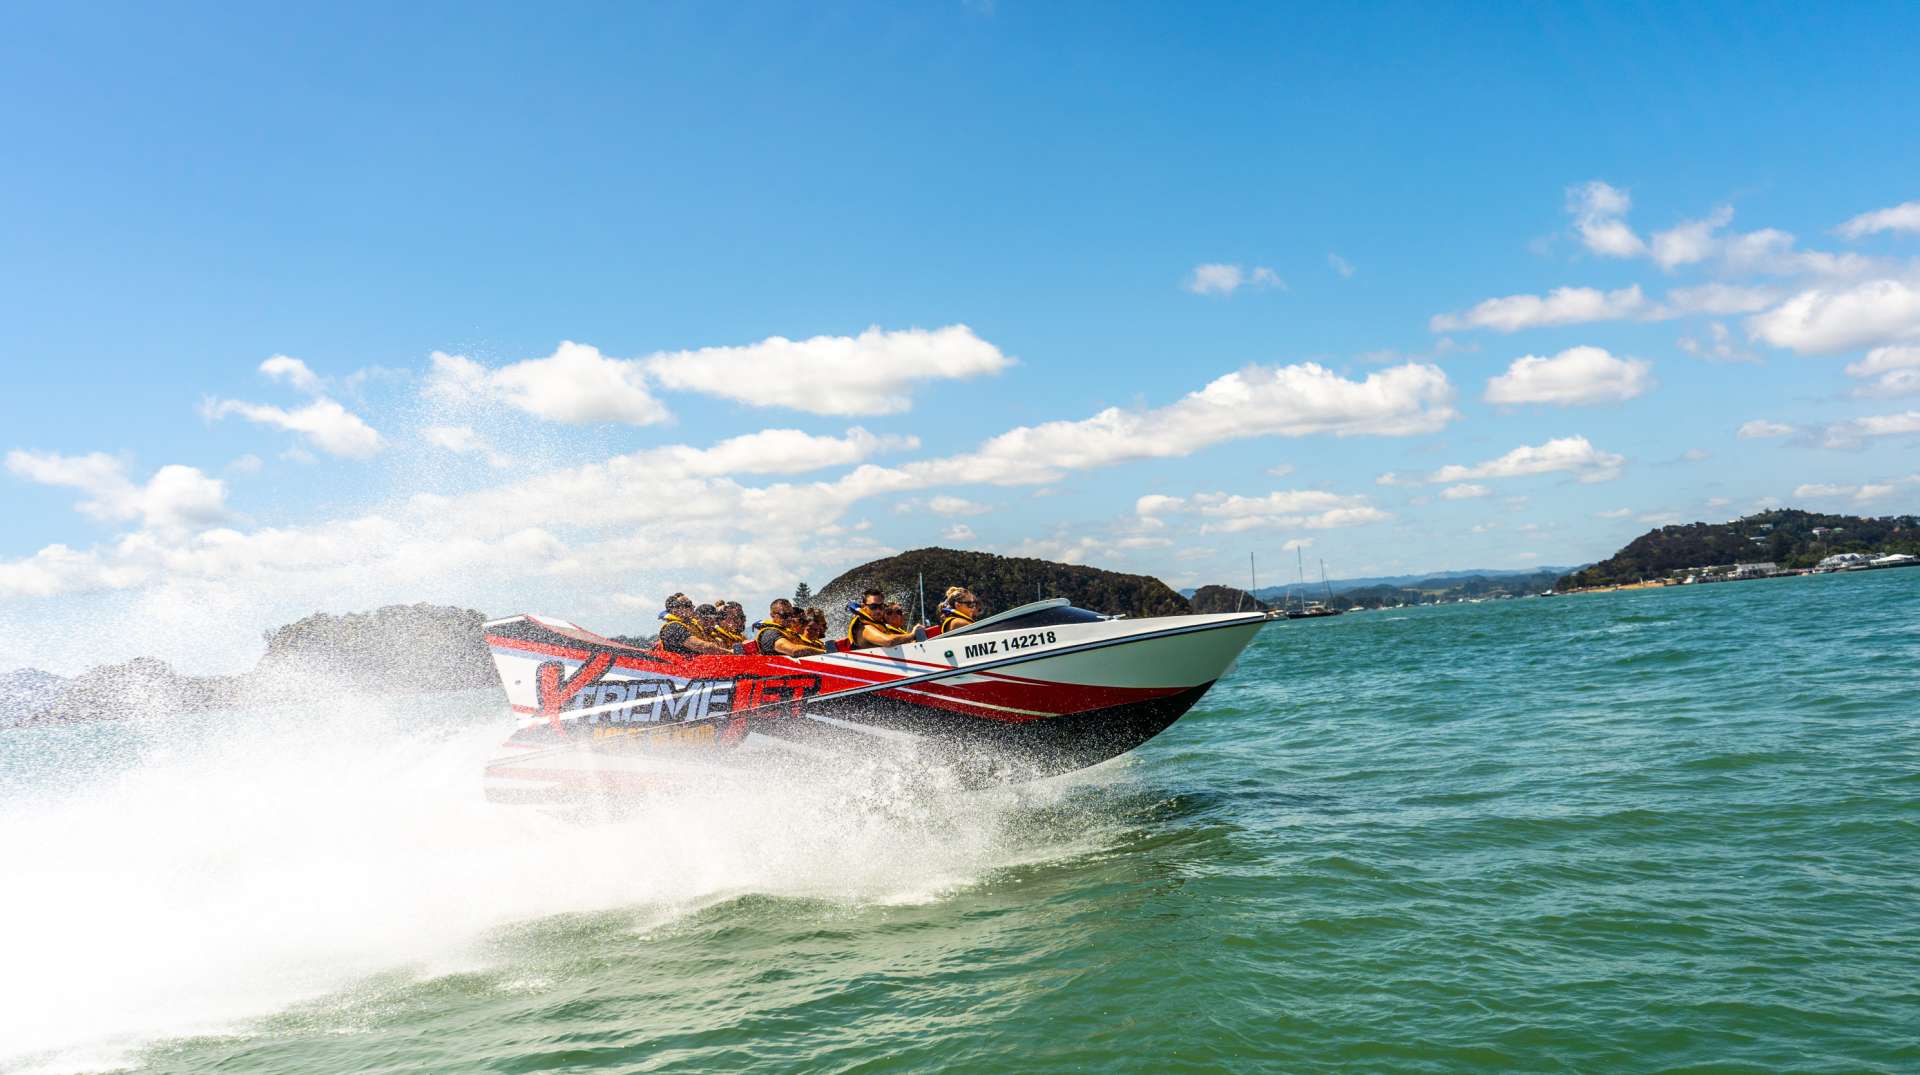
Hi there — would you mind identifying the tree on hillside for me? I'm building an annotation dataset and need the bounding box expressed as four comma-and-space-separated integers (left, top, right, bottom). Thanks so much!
794, 581, 813, 606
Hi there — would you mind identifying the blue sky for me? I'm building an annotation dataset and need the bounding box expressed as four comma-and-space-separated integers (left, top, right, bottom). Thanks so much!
4, 2, 1918, 671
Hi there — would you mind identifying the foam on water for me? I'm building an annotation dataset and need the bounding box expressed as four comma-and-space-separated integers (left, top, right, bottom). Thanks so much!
0, 689, 1117, 1073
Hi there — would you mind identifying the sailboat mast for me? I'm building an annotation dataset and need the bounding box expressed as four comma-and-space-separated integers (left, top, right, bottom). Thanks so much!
1322, 558, 1333, 602
1296, 546, 1305, 610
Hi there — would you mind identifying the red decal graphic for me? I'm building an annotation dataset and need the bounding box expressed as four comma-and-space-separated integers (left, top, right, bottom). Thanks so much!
536, 653, 613, 731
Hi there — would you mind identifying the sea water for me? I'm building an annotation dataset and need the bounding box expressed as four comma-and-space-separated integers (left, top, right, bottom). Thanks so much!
1, 569, 1915, 1073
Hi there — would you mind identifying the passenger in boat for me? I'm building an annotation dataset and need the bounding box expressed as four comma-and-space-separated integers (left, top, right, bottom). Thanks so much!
939, 587, 981, 633
804, 607, 827, 645
847, 588, 917, 650
658, 594, 729, 657
755, 599, 825, 657
692, 603, 722, 641
709, 601, 749, 648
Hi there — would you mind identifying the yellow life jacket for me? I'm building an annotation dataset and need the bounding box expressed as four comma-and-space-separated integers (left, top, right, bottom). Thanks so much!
754, 619, 819, 653
657, 613, 701, 655
845, 608, 889, 650
939, 609, 976, 633
710, 624, 747, 646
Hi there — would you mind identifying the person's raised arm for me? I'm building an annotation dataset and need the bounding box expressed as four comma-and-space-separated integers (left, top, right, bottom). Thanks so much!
858, 622, 916, 648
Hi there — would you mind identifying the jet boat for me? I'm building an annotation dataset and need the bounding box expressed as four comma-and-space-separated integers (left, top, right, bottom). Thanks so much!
482, 599, 1263, 805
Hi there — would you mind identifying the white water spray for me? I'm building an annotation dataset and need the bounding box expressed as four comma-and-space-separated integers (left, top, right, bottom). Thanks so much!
0, 688, 1122, 1073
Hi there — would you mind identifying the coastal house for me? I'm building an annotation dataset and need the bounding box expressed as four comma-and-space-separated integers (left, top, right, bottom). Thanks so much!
1730, 562, 1777, 578
1815, 552, 1873, 571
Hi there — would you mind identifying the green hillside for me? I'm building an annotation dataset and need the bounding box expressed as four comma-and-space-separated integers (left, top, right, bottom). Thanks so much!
812, 547, 1190, 629
1558, 509, 1920, 589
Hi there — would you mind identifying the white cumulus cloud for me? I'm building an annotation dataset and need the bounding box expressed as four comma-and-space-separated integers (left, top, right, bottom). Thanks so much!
1844, 346, 1920, 398
5, 450, 229, 534
1426, 436, 1626, 485
1430, 285, 1648, 332
1649, 206, 1734, 269
828, 361, 1457, 498
1569, 180, 1646, 257
1440, 483, 1490, 500
643, 325, 1012, 416
426, 342, 669, 426
1643, 207, 1874, 278
259, 355, 323, 394
1484, 345, 1653, 406
1819, 410, 1920, 449
1746, 278, 1920, 354
202, 396, 385, 459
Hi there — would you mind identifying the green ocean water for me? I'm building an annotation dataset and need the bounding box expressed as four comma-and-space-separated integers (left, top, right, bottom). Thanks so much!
4, 569, 1917, 1073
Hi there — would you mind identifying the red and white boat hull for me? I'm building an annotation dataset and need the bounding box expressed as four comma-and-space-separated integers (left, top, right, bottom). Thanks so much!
481, 603, 1263, 803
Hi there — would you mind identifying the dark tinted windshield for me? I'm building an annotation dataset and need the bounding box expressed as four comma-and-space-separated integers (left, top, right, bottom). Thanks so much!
966, 605, 1105, 633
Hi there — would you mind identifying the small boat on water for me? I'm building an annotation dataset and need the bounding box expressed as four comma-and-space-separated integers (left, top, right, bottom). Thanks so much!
481, 599, 1265, 805
1281, 553, 1344, 619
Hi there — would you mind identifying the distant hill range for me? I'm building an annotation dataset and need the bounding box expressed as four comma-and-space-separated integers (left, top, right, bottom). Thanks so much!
2, 603, 495, 730
1181, 567, 1571, 609
1557, 509, 1920, 590
813, 547, 1190, 630
1187, 585, 1270, 614
1176, 566, 1573, 600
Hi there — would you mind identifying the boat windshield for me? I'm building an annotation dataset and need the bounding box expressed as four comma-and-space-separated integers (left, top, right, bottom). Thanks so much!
957, 602, 1105, 635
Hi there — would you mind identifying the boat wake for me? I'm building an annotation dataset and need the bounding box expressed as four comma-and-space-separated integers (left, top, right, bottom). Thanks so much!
0, 686, 1125, 1074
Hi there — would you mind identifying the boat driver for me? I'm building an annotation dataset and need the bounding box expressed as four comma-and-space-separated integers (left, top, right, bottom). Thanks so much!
755, 599, 825, 657
847, 588, 918, 650
659, 594, 729, 657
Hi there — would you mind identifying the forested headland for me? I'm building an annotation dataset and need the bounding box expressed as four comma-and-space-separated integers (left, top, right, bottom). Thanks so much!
1556, 510, 1920, 590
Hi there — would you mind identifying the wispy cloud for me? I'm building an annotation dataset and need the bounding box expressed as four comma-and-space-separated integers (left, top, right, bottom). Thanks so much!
1420, 436, 1626, 485
1838, 200, 1920, 238
201, 397, 385, 459
1185, 263, 1286, 296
